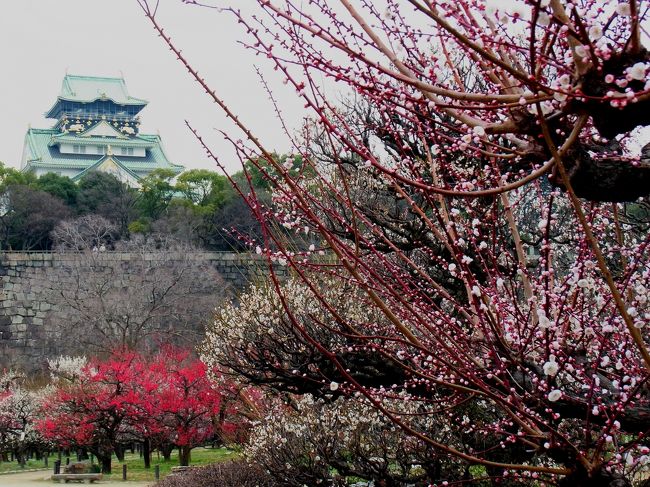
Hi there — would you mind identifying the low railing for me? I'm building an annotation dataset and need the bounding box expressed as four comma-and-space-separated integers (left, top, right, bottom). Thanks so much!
59, 112, 141, 123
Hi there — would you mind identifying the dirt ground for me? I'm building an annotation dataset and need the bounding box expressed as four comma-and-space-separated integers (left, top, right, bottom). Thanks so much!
0, 470, 152, 487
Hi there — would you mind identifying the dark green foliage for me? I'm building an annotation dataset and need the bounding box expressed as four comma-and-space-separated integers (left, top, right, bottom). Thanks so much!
176, 169, 231, 208
197, 194, 264, 251
243, 153, 308, 191
35, 173, 78, 205
151, 201, 203, 245
77, 171, 130, 214
0, 163, 37, 190
138, 169, 178, 219
0, 185, 71, 250
76, 171, 138, 235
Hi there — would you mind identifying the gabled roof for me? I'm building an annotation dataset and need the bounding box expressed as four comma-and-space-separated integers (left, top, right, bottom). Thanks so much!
22, 128, 183, 176
45, 75, 148, 119
79, 120, 128, 138
59, 75, 148, 106
70, 155, 141, 183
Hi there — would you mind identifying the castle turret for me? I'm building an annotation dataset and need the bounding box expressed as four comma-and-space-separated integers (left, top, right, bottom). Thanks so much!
21, 75, 184, 186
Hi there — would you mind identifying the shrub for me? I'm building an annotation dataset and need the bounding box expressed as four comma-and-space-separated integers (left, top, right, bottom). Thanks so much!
155, 461, 277, 487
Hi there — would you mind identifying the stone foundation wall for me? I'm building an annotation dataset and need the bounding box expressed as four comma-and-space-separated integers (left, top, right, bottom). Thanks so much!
0, 251, 276, 371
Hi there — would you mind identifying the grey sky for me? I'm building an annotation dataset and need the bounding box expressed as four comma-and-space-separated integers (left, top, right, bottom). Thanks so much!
0, 0, 302, 174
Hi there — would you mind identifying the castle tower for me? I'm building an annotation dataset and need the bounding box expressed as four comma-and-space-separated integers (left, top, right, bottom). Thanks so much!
21, 75, 184, 186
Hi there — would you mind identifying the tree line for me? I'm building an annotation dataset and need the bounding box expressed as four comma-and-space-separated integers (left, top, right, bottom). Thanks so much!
0, 347, 255, 474
0, 158, 300, 252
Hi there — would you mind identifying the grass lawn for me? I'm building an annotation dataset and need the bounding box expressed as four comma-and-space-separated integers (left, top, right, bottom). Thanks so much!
0, 447, 239, 481
105, 447, 238, 482
0, 455, 52, 473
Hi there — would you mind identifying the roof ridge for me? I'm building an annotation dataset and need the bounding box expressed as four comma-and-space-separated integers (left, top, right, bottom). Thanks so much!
64, 74, 125, 81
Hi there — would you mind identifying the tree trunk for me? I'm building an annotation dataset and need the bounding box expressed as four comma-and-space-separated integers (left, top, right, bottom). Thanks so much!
560, 151, 650, 202
98, 454, 112, 474
178, 446, 191, 467
161, 444, 173, 461
114, 444, 125, 462
142, 439, 151, 469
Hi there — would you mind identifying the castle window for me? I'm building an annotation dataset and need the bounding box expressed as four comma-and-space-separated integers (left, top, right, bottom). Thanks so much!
121, 147, 134, 156
96, 146, 106, 155
73, 145, 86, 154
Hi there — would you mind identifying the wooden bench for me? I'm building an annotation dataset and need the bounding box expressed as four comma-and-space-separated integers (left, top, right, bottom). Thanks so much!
51, 473, 103, 484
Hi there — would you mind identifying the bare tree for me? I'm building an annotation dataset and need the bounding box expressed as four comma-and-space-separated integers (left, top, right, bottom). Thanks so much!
48, 246, 228, 355
51, 215, 118, 252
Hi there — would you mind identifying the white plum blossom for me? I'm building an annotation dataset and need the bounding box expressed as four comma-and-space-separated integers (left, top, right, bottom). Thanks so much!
616, 3, 632, 16
48, 356, 87, 382
554, 90, 569, 102
574, 45, 588, 58
537, 309, 552, 329
627, 62, 648, 81
538, 12, 551, 26
472, 125, 486, 137
245, 395, 441, 483
543, 357, 559, 377
588, 25, 603, 41
548, 390, 562, 402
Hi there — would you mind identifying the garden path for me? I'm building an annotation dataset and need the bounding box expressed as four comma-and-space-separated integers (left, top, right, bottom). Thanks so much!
0, 470, 151, 486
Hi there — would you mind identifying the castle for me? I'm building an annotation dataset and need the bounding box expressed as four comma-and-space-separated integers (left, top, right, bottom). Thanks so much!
20, 75, 183, 186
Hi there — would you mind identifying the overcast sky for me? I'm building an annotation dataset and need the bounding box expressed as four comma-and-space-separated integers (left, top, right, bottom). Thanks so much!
0, 0, 303, 174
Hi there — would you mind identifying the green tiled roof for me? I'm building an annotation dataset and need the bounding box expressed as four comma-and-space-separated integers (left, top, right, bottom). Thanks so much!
59, 75, 148, 106
23, 128, 183, 177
